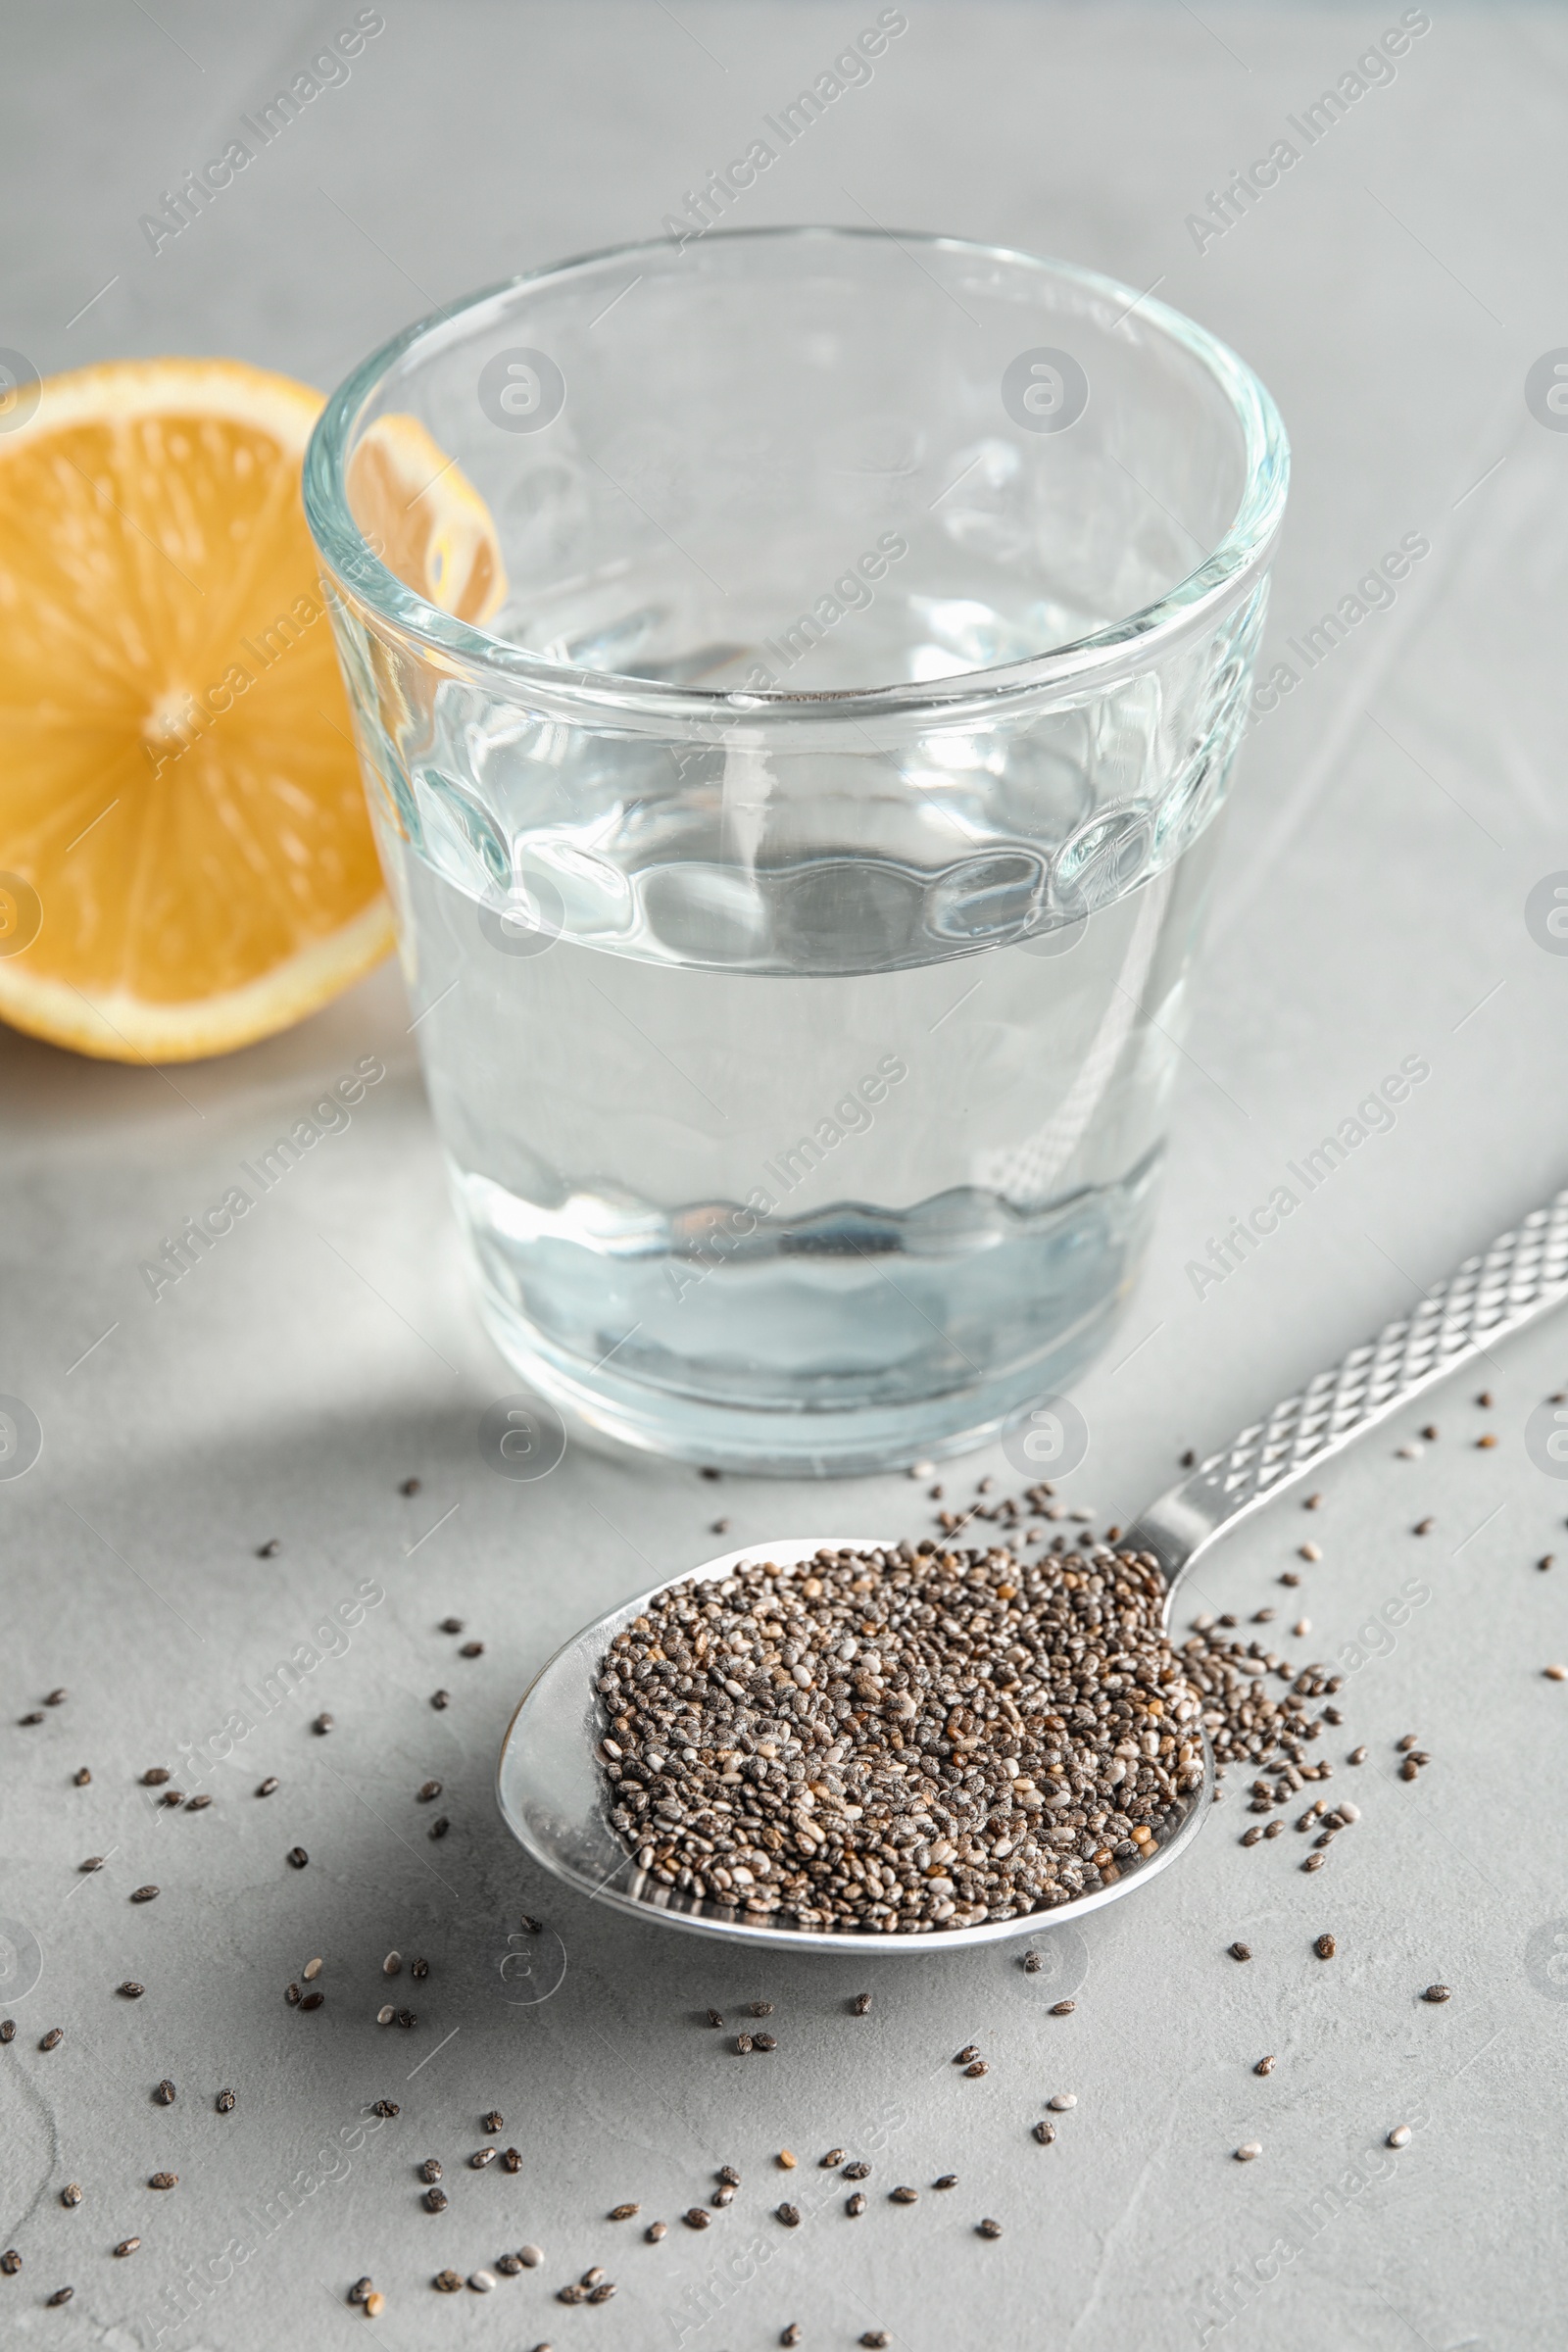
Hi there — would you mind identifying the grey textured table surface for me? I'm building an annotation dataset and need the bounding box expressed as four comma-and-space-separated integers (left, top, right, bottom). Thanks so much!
4, 6, 1567, 2348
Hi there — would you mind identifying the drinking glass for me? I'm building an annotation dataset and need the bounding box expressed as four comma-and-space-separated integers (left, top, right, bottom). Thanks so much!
305, 227, 1287, 1476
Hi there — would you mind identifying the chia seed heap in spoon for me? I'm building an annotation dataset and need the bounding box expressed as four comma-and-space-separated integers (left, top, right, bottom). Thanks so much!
597, 1540, 1205, 1932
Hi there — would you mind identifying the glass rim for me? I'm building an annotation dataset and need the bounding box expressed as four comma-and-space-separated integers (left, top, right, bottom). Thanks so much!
304, 223, 1289, 727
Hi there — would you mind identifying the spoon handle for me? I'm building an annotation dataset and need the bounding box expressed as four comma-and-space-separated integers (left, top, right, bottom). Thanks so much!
1129, 1183, 1568, 1588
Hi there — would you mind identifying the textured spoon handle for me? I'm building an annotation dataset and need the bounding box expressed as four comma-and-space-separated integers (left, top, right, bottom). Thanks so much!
1130, 1185, 1568, 1587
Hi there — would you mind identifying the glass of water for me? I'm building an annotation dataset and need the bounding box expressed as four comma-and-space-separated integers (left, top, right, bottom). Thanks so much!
306, 228, 1287, 1476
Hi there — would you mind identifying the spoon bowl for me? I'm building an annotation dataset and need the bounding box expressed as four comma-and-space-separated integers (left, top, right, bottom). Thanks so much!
496, 1537, 1214, 1955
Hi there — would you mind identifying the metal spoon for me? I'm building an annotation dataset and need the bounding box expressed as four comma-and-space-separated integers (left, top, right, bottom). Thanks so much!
496, 1185, 1568, 1952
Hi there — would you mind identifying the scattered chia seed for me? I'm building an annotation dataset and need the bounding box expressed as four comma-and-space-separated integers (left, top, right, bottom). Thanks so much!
776, 2204, 801, 2227
411, 1959, 429, 1980
47, 2286, 73, 2305
257, 1540, 280, 1557
303, 1957, 322, 1981
433, 2268, 462, 2290
402, 1478, 422, 1494
153, 2079, 175, 2104
782, 2328, 801, 2346
1022, 1951, 1043, 1973
934, 2174, 957, 2189
890, 2184, 918, 2203
1423, 1984, 1451, 2002
1314, 1934, 1336, 1960
299, 1991, 323, 2012
1050, 2000, 1075, 2015
706, 2009, 723, 2028
682, 2209, 710, 2230
977, 2218, 1004, 2238
504, 2147, 522, 2172
424, 2188, 449, 2213
60, 2183, 81, 2207
820, 2148, 845, 2168
417, 1781, 442, 1801
496, 2254, 524, 2275
419, 2160, 442, 2183
257, 1778, 278, 1796
428, 1817, 450, 1838
39, 2029, 62, 2050
141, 1769, 170, 1786
471, 2147, 497, 2169
482, 2109, 503, 2131
73, 1768, 90, 1786
0, 2021, 13, 2040
1032, 2122, 1054, 2144
519, 2244, 543, 2265
843, 2162, 870, 2180
645, 2224, 666, 2243
217, 2089, 235, 2112
1254, 2055, 1275, 2076
460, 1642, 484, 1658
431, 1691, 450, 1710
846, 2192, 866, 2217
852, 1992, 872, 2015
609, 2203, 639, 2221
1234, 2143, 1261, 2163
286, 1848, 308, 1869
119, 1982, 144, 1998
1228, 1943, 1250, 1962
114, 2238, 139, 2257
371, 2101, 400, 2118
1388, 2125, 1412, 2147
149, 2173, 177, 2190
0, 2252, 18, 2273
